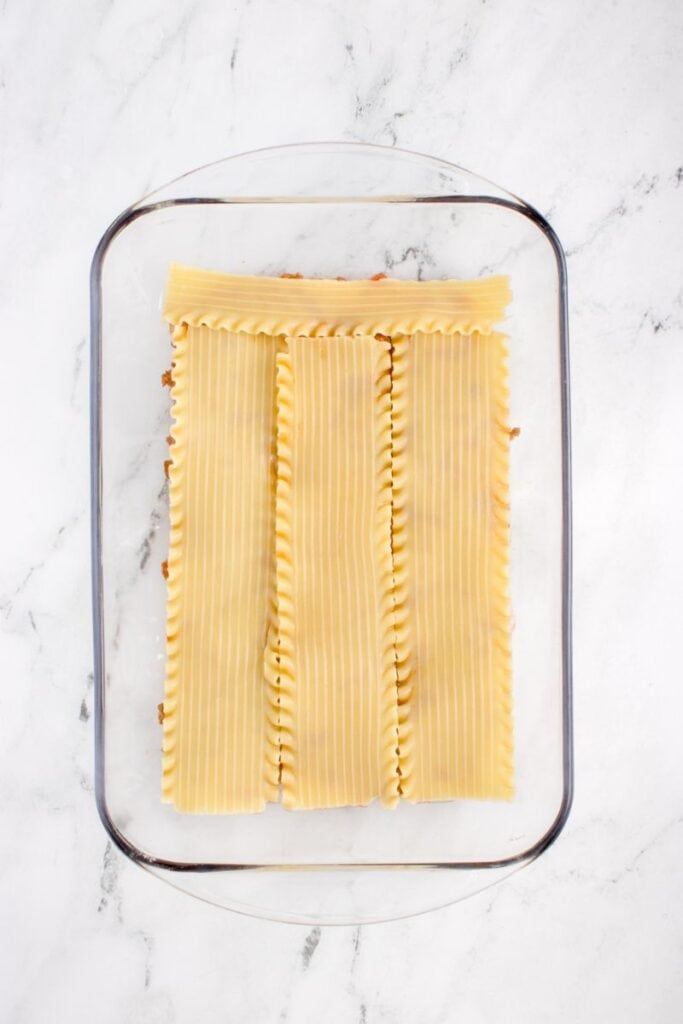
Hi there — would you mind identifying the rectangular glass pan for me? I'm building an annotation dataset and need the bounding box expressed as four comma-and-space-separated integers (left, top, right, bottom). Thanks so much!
91, 143, 571, 873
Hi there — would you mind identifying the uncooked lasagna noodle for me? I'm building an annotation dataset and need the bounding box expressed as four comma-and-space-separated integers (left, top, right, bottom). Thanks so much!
160, 264, 513, 812
395, 331, 514, 802
265, 334, 399, 810
162, 323, 276, 812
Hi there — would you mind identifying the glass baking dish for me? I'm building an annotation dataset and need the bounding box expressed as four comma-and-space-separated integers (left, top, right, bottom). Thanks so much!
90, 142, 572, 924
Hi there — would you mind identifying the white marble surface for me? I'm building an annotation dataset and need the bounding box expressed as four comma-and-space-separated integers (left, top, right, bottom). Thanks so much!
2, 0, 682, 1020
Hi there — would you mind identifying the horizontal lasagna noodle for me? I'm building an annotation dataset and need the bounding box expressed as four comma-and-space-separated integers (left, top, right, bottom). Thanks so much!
164, 263, 511, 338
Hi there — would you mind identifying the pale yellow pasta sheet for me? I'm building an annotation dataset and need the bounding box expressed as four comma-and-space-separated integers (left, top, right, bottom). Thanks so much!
397, 331, 513, 801
161, 324, 276, 812
266, 334, 399, 810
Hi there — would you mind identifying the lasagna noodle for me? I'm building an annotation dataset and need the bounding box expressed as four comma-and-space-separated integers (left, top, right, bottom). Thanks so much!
162, 324, 276, 812
164, 263, 511, 338
398, 331, 513, 802
266, 334, 400, 810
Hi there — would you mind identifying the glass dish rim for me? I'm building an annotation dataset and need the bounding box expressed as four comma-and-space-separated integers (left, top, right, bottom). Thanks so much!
89, 140, 573, 875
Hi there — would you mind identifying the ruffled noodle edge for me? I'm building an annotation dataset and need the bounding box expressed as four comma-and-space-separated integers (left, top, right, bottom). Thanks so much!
264, 340, 297, 809
263, 340, 280, 802
161, 323, 188, 805
388, 336, 415, 800
490, 332, 514, 799
374, 339, 402, 808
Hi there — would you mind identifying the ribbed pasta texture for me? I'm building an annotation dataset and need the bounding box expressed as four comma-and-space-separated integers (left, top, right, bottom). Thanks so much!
273, 335, 399, 810
164, 264, 511, 338
402, 331, 513, 801
161, 325, 275, 812
160, 268, 513, 813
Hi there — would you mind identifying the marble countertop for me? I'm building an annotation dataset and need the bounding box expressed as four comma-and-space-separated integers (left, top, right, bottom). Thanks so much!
3, 0, 682, 1020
